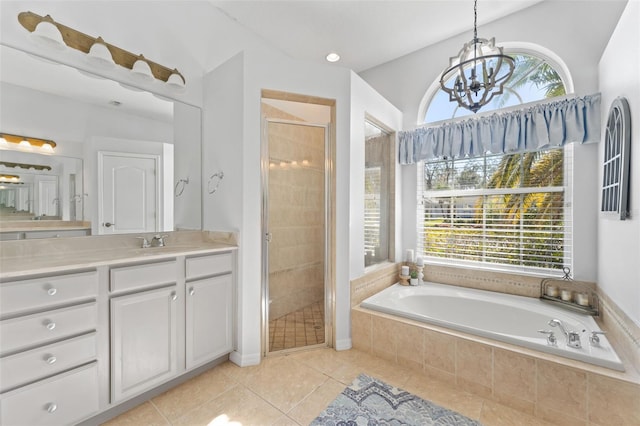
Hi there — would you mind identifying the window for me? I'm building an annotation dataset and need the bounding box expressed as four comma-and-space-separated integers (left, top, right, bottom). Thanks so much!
365, 120, 393, 267
417, 149, 571, 272
418, 50, 571, 273
425, 53, 567, 123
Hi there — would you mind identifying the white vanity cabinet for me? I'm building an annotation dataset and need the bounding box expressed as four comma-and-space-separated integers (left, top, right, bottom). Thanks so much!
108, 252, 236, 403
0, 239, 237, 425
0, 270, 100, 426
185, 252, 234, 369
109, 260, 179, 403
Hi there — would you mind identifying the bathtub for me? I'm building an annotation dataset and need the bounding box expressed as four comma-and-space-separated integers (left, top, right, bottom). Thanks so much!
361, 282, 624, 371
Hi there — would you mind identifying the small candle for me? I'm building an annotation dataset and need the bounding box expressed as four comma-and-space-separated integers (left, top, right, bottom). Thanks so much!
575, 292, 590, 306
545, 284, 559, 298
416, 256, 424, 266
406, 249, 414, 263
401, 266, 410, 276
561, 289, 573, 302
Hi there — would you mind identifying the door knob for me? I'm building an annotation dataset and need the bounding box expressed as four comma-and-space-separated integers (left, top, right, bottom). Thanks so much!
103, 222, 115, 227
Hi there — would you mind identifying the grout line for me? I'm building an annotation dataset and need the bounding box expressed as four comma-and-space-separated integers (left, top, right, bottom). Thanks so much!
148, 399, 173, 425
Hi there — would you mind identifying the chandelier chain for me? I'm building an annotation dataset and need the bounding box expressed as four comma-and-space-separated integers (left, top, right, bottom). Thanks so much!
473, 0, 478, 42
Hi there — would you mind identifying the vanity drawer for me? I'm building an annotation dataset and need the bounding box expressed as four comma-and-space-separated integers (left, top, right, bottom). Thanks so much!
110, 260, 177, 293
0, 362, 99, 426
186, 252, 233, 280
23, 229, 91, 239
0, 332, 96, 393
0, 271, 98, 318
0, 302, 97, 355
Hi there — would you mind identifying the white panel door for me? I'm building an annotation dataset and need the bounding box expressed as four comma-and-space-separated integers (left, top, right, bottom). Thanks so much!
99, 152, 158, 235
37, 179, 58, 217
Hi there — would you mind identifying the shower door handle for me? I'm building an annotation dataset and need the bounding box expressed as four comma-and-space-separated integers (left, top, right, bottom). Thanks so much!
265, 233, 272, 243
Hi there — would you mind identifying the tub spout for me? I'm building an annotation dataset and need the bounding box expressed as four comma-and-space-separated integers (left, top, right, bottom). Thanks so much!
549, 319, 581, 349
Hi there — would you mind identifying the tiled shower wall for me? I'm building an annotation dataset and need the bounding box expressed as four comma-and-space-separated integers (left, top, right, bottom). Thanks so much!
268, 120, 326, 320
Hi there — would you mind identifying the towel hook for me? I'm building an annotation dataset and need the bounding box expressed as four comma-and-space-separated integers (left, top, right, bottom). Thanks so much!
174, 177, 189, 197
208, 171, 224, 194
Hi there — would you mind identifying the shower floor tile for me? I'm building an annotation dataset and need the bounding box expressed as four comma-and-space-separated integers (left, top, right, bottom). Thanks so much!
269, 300, 325, 352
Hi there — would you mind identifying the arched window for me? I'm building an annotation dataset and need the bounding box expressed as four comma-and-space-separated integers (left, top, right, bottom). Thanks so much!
421, 45, 572, 123
415, 46, 578, 274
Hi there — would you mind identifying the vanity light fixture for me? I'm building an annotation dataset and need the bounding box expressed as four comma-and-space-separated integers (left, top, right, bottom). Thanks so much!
0, 133, 56, 152
18, 11, 186, 91
0, 161, 52, 171
438, 0, 515, 113
0, 174, 20, 183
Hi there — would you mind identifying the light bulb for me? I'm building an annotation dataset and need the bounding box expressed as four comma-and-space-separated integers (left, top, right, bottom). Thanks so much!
87, 37, 115, 69
30, 15, 66, 50
131, 55, 154, 83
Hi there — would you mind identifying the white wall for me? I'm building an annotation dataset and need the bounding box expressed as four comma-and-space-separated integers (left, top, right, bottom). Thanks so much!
243, 50, 355, 355
349, 73, 403, 279
358, 0, 627, 282
205, 38, 398, 362
173, 102, 202, 230
598, 1, 640, 326
360, 1, 626, 128
0, 83, 173, 148
202, 52, 246, 362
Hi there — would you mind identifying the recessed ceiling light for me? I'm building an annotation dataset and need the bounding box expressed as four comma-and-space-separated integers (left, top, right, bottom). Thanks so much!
326, 52, 340, 63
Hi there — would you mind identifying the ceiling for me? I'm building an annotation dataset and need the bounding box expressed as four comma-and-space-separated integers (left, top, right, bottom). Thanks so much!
211, 0, 544, 72
0, 0, 619, 117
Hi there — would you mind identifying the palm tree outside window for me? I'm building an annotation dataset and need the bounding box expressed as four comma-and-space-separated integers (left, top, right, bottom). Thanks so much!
418, 53, 571, 273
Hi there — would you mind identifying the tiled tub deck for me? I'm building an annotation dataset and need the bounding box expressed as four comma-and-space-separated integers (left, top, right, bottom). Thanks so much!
352, 305, 639, 426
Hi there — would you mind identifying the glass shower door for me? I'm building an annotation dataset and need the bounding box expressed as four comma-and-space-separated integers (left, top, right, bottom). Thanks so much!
263, 119, 328, 354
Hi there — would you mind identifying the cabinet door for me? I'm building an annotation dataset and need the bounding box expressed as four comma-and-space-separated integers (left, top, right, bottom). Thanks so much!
186, 274, 233, 369
110, 286, 178, 403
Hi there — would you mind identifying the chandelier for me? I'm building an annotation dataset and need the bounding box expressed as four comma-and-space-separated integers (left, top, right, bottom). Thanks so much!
439, 0, 515, 113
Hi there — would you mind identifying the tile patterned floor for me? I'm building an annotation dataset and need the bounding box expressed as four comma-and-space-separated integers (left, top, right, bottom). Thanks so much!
269, 301, 325, 352
102, 347, 554, 426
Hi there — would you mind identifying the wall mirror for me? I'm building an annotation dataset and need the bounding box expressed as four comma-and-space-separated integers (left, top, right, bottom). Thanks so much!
0, 150, 83, 221
0, 44, 202, 237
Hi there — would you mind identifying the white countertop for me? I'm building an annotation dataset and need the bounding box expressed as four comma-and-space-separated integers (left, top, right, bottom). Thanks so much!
0, 230, 237, 279
0, 220, 91, 233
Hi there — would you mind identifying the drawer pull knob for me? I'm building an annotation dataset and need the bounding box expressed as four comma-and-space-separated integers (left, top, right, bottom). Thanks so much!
189, 287, 195, 296
47, 287, 58, 296
171, 292, 177, 301
45, 321, 56, 331
46, 355, 57, 364
46, 403, 57, 413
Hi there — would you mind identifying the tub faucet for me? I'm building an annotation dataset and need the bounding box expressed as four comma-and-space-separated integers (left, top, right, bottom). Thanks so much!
549, 319, 581, 349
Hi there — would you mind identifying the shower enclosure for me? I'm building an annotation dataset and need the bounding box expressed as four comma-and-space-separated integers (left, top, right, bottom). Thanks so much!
261, 96, 332, 355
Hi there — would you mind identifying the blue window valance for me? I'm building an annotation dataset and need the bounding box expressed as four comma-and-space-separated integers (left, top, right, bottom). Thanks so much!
399, 93, 601, 164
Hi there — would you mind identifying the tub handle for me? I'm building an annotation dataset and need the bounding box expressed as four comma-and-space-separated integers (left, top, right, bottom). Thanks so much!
589, 331, 606, 346
538, 330, 557, 346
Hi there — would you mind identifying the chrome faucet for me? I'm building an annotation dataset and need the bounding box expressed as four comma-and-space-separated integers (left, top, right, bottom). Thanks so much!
589, 331, 606, 346
538, 330, 557, 346
549, 319, 581, 348
136, 236, 151, 248
152, 234, 169, 247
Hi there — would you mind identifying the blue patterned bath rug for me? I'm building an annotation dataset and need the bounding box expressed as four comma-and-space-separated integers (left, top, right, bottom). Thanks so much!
311, 374, 482, 425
